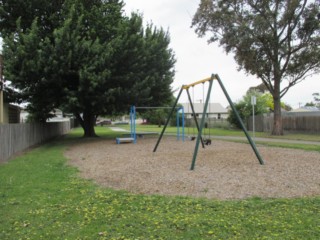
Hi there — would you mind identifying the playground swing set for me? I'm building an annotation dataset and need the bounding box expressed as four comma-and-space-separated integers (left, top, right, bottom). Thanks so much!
116, 73, 264, 170
153, 73, 265, 170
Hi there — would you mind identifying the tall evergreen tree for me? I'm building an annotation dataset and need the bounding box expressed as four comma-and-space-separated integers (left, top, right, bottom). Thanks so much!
0, 0, 65, 38
2, 0, 176, 137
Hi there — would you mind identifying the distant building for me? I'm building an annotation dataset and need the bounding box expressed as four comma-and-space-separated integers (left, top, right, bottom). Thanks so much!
180, 102, 228, 120
286, 107, 320, 117
20, 108, 70, 123
2, 103, 21, 123
0, 54, 21, 124
291, 107, 320, 112
47, 109, 69, 122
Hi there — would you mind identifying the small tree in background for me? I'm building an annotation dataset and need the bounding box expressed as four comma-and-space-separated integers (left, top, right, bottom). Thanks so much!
305, 93, 320, 108
145, 109, 168, 127
227, 90, 270, 129
313, 93, 320, 109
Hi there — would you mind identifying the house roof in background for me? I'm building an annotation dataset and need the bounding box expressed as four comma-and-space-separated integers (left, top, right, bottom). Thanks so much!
181, 103, 228, 114
291, 107, 320, 112
6, 103, 21, 110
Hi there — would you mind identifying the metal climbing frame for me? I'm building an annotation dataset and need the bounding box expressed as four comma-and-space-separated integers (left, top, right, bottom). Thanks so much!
153, 74, 265, 170
130, 105, 185, 143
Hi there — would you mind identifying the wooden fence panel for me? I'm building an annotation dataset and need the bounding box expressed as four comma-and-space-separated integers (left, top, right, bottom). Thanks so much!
0, 121, 70, 163
248, 114, 320, 133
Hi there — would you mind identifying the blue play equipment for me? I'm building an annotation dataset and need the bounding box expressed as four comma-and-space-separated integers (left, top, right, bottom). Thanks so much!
129, 105, 185, 143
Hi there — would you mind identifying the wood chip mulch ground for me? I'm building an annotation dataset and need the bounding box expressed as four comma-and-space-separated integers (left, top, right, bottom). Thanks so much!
65, 136, 320, 200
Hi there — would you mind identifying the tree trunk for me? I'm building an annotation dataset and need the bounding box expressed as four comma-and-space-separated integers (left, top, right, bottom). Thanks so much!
272, 96, 283, 135
271, 62, 284, 135
75, 111, 98, 137
83, 115, 97, 137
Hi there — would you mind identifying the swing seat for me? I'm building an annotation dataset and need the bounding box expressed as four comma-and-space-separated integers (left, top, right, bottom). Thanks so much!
204, 139, 212, 145
116, 137, 135, 144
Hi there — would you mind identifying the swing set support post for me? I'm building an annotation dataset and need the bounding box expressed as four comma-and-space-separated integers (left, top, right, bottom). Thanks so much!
130, 106, 136, 143
153, 73, 264, 169
153, 87, 184, 152
176, 107, 185, 141
215, 74, 265, 165
190, 75, 214, 170
186, 88, 205, 148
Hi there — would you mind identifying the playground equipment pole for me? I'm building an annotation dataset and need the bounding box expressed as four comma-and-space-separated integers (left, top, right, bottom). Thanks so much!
177, 109, 179, 140
190, 75, 214, 170
130, 106, 136, 143
181, 107, 185, 141
251, 96, 256, 140
153, 88, 184, 152
176, 107, 185, 141
186, 88, 205, 148
215, 74, 264, 165
133, 105, 184, 143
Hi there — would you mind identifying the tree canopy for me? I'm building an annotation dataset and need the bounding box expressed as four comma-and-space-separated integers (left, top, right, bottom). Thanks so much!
1, 0, 176, 137
192, 0, 320, 135
0, 0, 65, 38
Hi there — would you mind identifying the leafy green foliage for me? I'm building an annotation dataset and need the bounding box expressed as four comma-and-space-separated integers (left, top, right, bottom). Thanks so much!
192, 0, 320, 135
304, 93, 320, 108
0, 0, 65, 38
140, 109, 169, 126
2, 0, 175, 137
2, 83, 23, 104
3, 18, 57, 121
227, 90, 270, 128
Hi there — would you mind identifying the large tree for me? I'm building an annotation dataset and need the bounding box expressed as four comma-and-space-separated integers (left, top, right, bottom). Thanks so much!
192, 0, 320, 135
2, 0, 175, 137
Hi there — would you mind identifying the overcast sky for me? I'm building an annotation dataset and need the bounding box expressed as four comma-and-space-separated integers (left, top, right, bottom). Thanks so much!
123, 0, 320, 109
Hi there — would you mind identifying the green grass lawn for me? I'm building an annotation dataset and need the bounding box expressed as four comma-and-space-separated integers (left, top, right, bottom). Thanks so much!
120, 124, 247, 136
120, 124, 320, 142
1, 128, 320, 239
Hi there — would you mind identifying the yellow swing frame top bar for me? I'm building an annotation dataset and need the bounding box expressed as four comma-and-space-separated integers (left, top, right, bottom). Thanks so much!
182, 76, 216, 90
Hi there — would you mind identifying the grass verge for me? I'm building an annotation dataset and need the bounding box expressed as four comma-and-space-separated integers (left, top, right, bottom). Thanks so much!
218, 139, 320, 152
120, 124, 320, 142
256, 141, 320, 152
1, 129, 319, 239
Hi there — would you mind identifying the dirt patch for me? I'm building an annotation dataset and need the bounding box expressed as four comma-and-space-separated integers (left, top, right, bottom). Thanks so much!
65, 137, 320, 200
